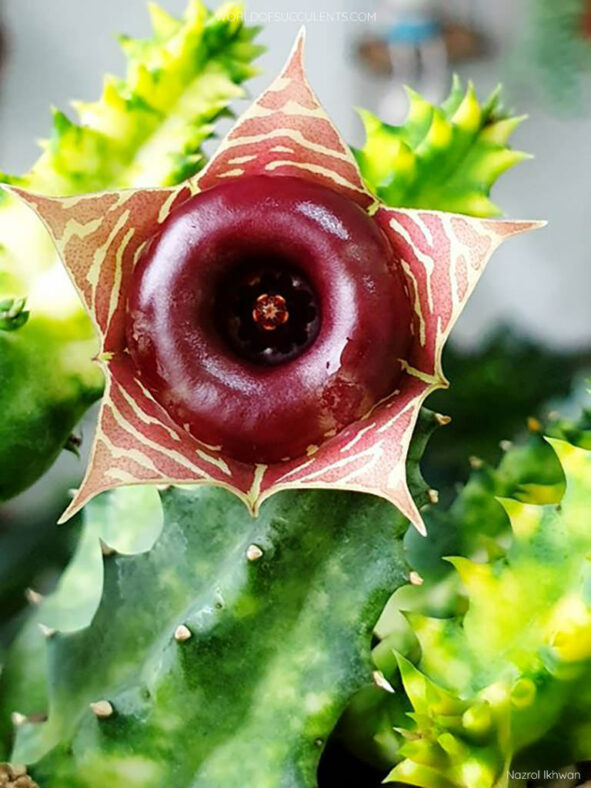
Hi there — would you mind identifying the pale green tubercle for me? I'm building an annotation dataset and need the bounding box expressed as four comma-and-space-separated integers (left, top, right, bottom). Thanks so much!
355, 77, 530, 218
0, 488, 164, 756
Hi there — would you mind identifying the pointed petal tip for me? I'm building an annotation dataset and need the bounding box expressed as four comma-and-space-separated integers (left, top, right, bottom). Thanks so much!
413, 517, 428, 537
58, 496, 85, 524
0, 182, 21, 199
403, 500, 427, 536
508, 218, 548, 234
399, 490, 428, 537
483, 216, 547, 240
1, 184, 59, 212
281, 26, 307, 78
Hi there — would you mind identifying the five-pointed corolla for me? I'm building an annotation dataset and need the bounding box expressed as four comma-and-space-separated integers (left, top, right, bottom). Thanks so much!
10, 32, 542, 532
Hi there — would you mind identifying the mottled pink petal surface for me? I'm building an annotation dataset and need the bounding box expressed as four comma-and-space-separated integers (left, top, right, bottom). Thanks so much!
11, 32, 543, 532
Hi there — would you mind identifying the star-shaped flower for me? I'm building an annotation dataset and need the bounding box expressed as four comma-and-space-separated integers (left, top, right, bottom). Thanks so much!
11, 33, 542, 532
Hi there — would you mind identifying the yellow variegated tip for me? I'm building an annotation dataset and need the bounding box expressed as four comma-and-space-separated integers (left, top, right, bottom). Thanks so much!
547, 596, 591, 662
452, 82, 482, 133
462, 701, 492, 738
148, 2, 181, 39
423, 108, 453, 151
481, 114, 528, 145
403, 85, 434, 129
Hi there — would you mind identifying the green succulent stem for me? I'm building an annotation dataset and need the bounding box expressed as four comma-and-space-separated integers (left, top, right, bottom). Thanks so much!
338, 412, 591, 787
0, 407, 440, 781
355, 77, 529, 218
6, 488, 408, 787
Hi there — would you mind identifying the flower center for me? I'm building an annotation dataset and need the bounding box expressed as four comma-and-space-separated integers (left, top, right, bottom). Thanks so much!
216, 265, 320, 366
252, 293, 289, 331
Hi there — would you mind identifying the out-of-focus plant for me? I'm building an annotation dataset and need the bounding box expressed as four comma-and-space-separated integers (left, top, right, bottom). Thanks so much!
510, 0, 591, 112
336, 408, 591, 785
354, 76, 529, 217
424, 330, 586, 497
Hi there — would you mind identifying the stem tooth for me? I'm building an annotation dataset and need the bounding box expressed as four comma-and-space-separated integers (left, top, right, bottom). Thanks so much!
38, 624, 56, 639
89, 700, 114, 719
174, 624, 192, 643
372, 670, 395, 694
409, 571, 424, 586
434, 413, 451, 426
25, 588, 43, 606
246, 544, 264, 562
100, 540, 116, 557
427, 489, 439, 505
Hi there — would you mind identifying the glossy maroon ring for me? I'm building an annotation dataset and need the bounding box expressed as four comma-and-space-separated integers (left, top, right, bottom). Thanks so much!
126, 175, 413, 464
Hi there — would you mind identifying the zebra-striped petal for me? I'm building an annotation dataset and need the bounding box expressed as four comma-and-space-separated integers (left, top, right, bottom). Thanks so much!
194, 30, 376, 209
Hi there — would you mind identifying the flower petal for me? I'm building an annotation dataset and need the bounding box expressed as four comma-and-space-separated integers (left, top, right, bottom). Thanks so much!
377, 208, 546, 383
59, 354, 257, 523
194, 29, 376, 210
256, 374, 427, 531
8, 185, 193, 352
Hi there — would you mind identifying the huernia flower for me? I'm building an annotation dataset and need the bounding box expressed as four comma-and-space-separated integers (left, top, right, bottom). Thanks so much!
10, 33, 542, 532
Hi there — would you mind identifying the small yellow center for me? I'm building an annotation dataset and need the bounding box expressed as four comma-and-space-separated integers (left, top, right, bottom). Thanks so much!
252, 293, 290, 331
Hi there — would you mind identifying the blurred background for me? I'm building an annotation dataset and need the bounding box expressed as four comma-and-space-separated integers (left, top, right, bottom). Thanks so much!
0, 2, 591, 785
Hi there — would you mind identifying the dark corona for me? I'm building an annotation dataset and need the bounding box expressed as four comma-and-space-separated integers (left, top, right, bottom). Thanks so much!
126, 175, 412, 464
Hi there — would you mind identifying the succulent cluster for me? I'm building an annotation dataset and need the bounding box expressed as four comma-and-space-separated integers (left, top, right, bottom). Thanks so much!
1, 3, 589, 788
510, 0, 591, 112
337, 414, 591, 785
3, 410, 591, 785
354, 79, 529, 218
